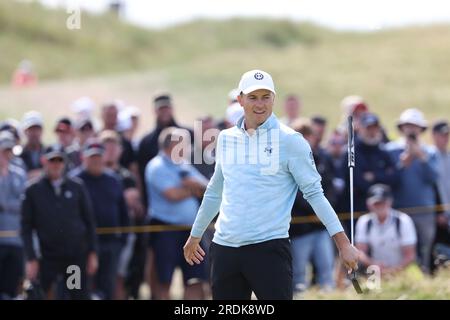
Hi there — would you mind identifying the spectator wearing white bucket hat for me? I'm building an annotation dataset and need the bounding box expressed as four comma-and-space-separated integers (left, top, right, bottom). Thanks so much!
386, 108, 439, 273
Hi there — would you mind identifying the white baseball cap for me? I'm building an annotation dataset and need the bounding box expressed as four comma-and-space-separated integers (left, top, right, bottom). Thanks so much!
238, 69, 276, 95
226, 102, 245, 125
228, 88, 240, 102
21, 111, 43, 130
117, 109, 132, 132
71, 96, 96, 118
397, 108, 428, 130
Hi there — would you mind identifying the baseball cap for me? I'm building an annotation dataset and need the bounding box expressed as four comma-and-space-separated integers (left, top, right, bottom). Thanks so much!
341, 95, 368, 116
226, 102, 245, 126
154, 94, 172, 109
75, 117, 94, 131
71, 96, 96, 118
238, 70, 276, 95
117, 110, 132, 132
432, 120, 449, 135
228, 88, 240, 103
44, 144, 66, 161
367, 184, 393, 204
54, 117, 73, 133
360, 113, 380, 128
397, 108, 427, 131
99, 130, 120, 144
83, 138, 105, 157
311, 116, 327, 126
0, 131, 16, 150
0, 119, 21, 141
22, 111, 43, 131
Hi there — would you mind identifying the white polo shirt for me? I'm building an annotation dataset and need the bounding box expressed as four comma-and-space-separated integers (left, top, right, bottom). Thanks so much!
355, 209, 417, 267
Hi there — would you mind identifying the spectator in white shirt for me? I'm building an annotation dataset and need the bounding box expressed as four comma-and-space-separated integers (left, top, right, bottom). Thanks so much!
356, 184, 417, 276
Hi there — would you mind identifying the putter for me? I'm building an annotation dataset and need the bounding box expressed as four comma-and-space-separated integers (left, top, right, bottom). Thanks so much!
348, 116, 363, 294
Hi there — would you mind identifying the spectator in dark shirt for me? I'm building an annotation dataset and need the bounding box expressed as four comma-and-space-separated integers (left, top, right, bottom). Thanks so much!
54, 117, 81, 172
72, 139, 129, 300
100, 130, 145, 299
21, 144, 98, 300
289, 118, 337, 293
343, 113, 399, 214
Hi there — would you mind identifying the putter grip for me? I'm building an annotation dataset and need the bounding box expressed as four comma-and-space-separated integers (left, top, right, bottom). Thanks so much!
347, 116, 355, 168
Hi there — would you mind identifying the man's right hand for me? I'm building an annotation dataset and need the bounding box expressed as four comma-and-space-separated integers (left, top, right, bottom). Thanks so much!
26, 260, 39, 281
183, 235, 205, 266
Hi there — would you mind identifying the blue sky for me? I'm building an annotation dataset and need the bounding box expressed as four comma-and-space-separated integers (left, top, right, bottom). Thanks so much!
39, 0, 450, 30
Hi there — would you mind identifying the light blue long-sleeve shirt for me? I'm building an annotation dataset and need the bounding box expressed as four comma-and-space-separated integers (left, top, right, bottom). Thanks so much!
190, 113, 344, 247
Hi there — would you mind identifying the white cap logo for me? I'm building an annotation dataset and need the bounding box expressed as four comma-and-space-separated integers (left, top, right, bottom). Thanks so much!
238, 69, 276, 95
254, 72, 264, 80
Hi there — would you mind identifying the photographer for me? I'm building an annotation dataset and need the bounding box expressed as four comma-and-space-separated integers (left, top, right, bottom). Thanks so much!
386, 108, 439, 274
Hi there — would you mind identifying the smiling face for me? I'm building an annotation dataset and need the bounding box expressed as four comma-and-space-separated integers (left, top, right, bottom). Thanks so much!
237, 89, 275, 130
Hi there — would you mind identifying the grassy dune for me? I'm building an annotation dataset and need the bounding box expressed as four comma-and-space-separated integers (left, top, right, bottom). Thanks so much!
1, 1, 450, 141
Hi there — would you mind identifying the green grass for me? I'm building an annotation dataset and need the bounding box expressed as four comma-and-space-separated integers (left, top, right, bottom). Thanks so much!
301, 267, 450, 300
1, 0, 450, 141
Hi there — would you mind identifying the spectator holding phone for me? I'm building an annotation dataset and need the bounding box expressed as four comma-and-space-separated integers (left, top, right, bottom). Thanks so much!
386, 108, 438, 273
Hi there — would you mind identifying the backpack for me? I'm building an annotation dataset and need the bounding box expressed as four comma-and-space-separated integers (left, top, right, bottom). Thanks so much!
365, 213, 402, 258
366, 214, 402, 238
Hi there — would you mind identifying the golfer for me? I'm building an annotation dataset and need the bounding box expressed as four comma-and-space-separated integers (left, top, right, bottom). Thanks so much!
184, 69, 359, 299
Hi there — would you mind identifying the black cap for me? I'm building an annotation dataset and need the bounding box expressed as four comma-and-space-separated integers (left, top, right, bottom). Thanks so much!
44, 144, 66, 160
154, 94, 172, 109
311, 116, 327, 126
367, 184, 392, 204
360, 112, 380, 128
0, 121, 20, 141
432, 120, 449, 135
82, 138, 104, 157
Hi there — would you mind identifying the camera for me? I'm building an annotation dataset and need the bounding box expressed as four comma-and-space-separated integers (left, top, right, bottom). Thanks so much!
407, 133, 417, 141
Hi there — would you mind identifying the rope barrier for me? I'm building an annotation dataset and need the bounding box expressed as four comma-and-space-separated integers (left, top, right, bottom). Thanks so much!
1, 203, 449, 238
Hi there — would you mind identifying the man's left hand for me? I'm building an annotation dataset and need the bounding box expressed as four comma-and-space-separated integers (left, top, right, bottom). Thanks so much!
340, 244, 360, 274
